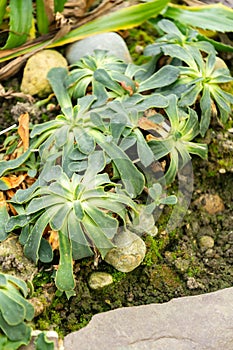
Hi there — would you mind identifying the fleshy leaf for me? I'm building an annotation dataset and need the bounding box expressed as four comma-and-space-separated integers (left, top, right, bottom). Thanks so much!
55, 230, 75, 295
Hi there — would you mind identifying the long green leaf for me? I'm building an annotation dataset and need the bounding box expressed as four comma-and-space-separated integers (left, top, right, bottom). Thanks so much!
38, 237, 53, 263
0, 203, 9, 241
84, 206, 118, 239
0, 333, 31, 349
49, 0, 170, 47
26, 196, 65, 215
67, 210, 93, 260
2, 284, 34, 321
91, 130, 145, 198
0, 0, 7, 26
138, 65, 180, 92
50, 203, 72, 230
0, 0, 169, 62
24, 211, 50, 263
54, 0, 66, 13
82, 216, 115, 258
56, 230, 75, 294
36, 0, 49, 34
197, 34, 233, 53
164, 3, 233, 33
47, 67, 73, 119
6, 275, 30, 299
2, 0, 33, 49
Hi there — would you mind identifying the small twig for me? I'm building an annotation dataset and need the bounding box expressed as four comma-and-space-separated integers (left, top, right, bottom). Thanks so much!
0, 124, 17, 135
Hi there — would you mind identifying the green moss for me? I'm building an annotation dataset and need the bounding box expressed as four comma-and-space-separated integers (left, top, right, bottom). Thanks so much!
143, 235, 163, 266
111, 270, 126, 283
124, 21, 158, 64
149, 264, 182, 290
32, 270, 54, 296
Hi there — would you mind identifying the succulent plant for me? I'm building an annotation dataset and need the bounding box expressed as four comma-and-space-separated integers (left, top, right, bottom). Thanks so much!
7, 153, 138, 296
148, 94, 208, 184
0, 273, 34, 348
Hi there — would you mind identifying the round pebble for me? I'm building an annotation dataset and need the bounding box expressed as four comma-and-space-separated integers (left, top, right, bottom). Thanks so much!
88, 272, 113, 290
199, 235, 215, 251
21, 49, 68, 97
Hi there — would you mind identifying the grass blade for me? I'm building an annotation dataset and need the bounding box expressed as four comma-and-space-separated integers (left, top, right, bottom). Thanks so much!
2, 0, 33, 49
164, 3, 233, 33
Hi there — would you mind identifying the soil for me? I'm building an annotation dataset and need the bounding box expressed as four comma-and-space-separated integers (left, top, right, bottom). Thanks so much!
0, 27, 233, 339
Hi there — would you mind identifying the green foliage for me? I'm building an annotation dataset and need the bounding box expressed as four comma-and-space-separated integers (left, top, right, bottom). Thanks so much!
2, 0, 233, 63
164, 3, 233, 33
145, 18, 216, 61
0, 273, 34, 347
0, 0, 170, 62
8, 160, 139, 296
34, 332, 55, 350
65, 49, 128, 101
2, 0, 33, 49
145, 19, 233, 136
0, 203, 9, 241
148, 94, 208, 183
36, 0, 50, 34
178, 52, 233, 136
1, 10, 233, 303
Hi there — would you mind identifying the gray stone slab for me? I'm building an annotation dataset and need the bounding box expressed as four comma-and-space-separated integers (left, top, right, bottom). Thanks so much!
64, 287, 233, 350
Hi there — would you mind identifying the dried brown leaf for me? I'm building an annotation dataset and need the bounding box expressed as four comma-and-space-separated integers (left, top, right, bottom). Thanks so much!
0, 174, 27, 189
0, 191, 6, 204
18, 113, 29, 151
44, 0, 55, 23
48, 230, 59, 250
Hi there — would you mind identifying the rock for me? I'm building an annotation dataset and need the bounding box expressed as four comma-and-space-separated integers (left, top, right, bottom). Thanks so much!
186, 277, 205, 290
194, 194, 225, 215
64, 287, 233, 350
0, 234, 37, 281
104, 229, 146, 273
199, 235, 215, 251
88, 272, 113, 290
21, 49, 67, 97
65, 32, 132, 64
205, 248, 215, 258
